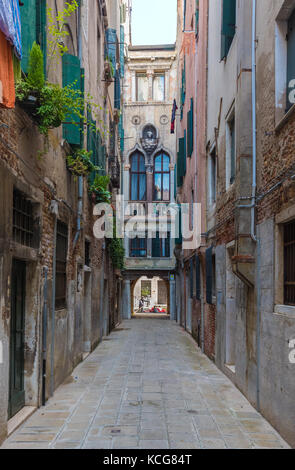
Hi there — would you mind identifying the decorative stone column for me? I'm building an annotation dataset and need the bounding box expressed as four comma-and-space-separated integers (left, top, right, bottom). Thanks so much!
122, 280, 132, 319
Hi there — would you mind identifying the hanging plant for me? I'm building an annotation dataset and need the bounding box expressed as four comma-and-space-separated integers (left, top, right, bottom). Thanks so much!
89, 174, 112, 204
67, 149, 98, 176
107, 217, 125, 270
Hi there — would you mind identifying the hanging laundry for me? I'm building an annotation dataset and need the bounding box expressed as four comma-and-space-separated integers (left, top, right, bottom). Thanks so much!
0, 30, 15, 108
0, 0, 22, 60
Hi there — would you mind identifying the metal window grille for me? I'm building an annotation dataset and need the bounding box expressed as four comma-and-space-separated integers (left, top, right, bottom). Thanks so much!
284, 220, 295, 306
13, 189, 34, 247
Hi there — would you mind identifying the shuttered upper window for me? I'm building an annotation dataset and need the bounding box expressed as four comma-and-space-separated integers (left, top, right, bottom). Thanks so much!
20, 0, 47, 75
62, 54, 84, 146
221, 0, 236, 60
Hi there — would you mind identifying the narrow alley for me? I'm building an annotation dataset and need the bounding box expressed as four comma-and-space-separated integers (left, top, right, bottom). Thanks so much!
1, 318, 289, 450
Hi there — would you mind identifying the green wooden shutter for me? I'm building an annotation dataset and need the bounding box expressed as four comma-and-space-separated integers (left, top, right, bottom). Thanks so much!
195, 0, 200, 34
206, 246, 213, 304
20, 0, 37, 73
36, 0, 47, 77
196, 255, 201, 300
287, 10, 295, 111
221, 0, 236, 60
174, 163, 177, 197
120, 25, 125, 78
62, 54, 82, 146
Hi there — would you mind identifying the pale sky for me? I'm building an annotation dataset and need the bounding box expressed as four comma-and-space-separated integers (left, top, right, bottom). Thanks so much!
131, 0, 177, 45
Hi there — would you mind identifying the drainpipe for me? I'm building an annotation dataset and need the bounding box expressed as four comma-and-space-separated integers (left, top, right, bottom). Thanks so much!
252, 0, 261, 412
42, 266, 48, 406
251, 0, 257, 243
73, 176, 83, 250
50, 206, 57, 397
99, 242, 106, 339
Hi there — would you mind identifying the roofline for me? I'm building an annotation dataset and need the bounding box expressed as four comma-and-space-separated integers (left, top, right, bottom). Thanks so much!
128, 44, 176, 52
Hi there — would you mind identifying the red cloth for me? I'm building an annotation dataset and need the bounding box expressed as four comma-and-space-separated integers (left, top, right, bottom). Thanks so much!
0, 29, 15, 108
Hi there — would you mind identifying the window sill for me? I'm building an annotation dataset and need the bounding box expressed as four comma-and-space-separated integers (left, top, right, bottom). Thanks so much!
275, 103, 295, 133
274, 304, 295, 317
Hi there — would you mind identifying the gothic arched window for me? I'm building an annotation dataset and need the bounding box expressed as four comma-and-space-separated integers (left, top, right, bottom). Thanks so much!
153, 153, 170, 201
130, 152, 146, 201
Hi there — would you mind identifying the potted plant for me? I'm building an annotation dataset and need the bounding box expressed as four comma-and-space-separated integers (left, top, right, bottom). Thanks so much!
89, 174, 112, 204
15, 43, 84, 136
67, 149, 98, 177
104, 56, 115, 83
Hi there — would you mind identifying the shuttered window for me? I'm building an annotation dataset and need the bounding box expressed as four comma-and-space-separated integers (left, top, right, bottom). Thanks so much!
20, 0, 47, 74
62, 54, 83, 146
221, 0, 236, 60
187, 98, 194, 158
195, 0, 200, 35
287, 10, 295, 111
105, 28, 117, 68
114, 69, 121, 109
177, 137, 186, 188
206, 246, 213, 304
36, 0, 47, 76
120, 26, 125, 78
87, 108, 106, 184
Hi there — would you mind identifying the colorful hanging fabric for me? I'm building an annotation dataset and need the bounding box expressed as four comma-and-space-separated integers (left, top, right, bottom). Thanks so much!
0, 29, 15, 108
0, 0, 22, 60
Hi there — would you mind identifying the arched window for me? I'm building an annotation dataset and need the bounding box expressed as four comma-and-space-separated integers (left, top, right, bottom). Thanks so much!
153, 153, 170, 201
130, 152, 146, 201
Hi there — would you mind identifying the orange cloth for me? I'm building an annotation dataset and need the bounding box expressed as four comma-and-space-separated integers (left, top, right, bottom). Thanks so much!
0, 29, 15, 108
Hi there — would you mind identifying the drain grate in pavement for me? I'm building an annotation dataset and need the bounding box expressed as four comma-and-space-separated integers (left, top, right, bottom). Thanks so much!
110, 429, 121, 434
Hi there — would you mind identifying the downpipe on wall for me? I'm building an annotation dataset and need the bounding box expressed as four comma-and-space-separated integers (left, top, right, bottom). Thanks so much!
49, 201, 58, 397
73, 176, 83, 250
251, 0, 261, 413
42, 266, 48, 406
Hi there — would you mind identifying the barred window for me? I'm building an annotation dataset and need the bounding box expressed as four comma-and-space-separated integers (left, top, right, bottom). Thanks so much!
284, 220, 295, 306
55, 221, 68, 310
13, 189, 34, 247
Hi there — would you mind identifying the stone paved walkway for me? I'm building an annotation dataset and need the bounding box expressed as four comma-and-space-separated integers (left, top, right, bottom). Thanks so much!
1, 318, 290, 449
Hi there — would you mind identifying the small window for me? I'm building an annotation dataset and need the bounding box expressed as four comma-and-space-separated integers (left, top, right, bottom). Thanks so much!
130, 152, 146, 201
130, 237, 147, 258
221, 0, 236, 60
284, 220, 295, 306
153, 74, 165, 101
136, 74, 148, 101
226, 112, 236, 187
154, 153, 170, 201
55, 221, 68, 310
13, 189, 35, 247
152, 232, 170, 258
208, 147, 216, 206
